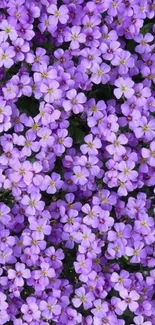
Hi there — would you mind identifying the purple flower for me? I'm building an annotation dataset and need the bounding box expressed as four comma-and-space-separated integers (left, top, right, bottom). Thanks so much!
45, 246, 64, 269
126, 242, 146, 263
11, 160, 33, 185
100, 41, 120, 61
92, 299, 108, 317
21, 193, 45, 215
13, 38, 30, 62
65, 26, 86, 49
37, 127, 54, 147
0, 42, 15, 68
82, 204, 100, 228
91, 63, 110, 84
11, 75, 32, 97
142, 141, 155, 167
26, 47, 49, 70
61, 307, 81, 325
32, 262, 55, 287
135, 33, 154, 54
29, 218, 51, 240
72, 287, 94, 310
0, 203, 11, 225
21, 297, 41, 322
80, 134, 102, 155
0, 292, 8, 310
114, 77, 135, 99
54, 129, 73, 155
111, 50, 134, 74
0, 19, 17, 42
40, 297, 61, 319
117, 161, 138, 182
8, 262, 30, 287
111, 270, 131, 291
72, 166, 89, 185
40, 172, 63, 194
119, 289, 140, 312
0, 100, 12, 123
63, 89, 86, 114
134, 117, 155, 141
40, 80, 62, 103
47, 4, 69, 25
74, 254, 92, 275
131, 316, 151, 325
106, 133, 128, 156
133, 83, 151, 106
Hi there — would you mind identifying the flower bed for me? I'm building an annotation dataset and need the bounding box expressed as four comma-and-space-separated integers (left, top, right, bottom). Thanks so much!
0, 0, 155, 324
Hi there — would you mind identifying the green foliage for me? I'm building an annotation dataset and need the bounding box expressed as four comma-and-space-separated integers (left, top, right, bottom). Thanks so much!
141, 23, 153, 34
17, 96, 39, 117
69, 116, 87, 145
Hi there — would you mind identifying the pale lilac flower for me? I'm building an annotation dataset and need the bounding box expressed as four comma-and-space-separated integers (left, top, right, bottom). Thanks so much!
65, 26, 86, 49
111, 270, 131, 291
106, 133, 128, 156
13, 38, 30, 61
0, 19, 17, 42
54, 129, 73, 155
21, 297, 41, 322
134, 117, 155, 141
111, 50, 134, 74
0, 203, 11, 225
0, 100, 12, 123
72, 166, 89, 185
10, 160, 33, 185
8, 263, 30, 287
40, 297, 61, 320
32, 262, 55, 287
63, 89, 86, 114
0, 42, 15, 68
100, 41, 120, 61
40, 172, 63, 194
47, 4, 69, 24
131, 315, 151, 325
119, 289, 140, 312
29, 219, 51, 240
135, 33, 154, 54
40, 80, 62, 103
21, 193, 45, 215
80, 134, 102, 155
142, 141, 155, 166
114, 77, 134, 99
117, 161, 138, 182
72, 287, 94, 310
91, 63, 110, 84
126, 242, 146, 263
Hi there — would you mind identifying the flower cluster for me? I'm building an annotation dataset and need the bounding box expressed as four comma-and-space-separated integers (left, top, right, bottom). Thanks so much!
0, 0, 155, 324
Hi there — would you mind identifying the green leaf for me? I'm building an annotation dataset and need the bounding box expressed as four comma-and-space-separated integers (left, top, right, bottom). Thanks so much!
69, 121, 85, 144
126, 40, 136, 52
141, 23, 153, 35
17, 96, 39, 117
